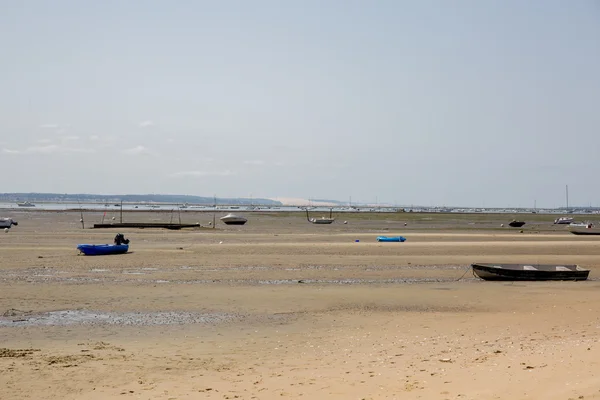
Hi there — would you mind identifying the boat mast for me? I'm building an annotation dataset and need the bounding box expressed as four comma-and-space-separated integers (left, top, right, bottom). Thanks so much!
213, 194, 216, 229
78, 196, 85, 229
566, 185, 569, 210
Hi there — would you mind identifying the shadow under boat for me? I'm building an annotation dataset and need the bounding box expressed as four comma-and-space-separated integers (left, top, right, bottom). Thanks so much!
93, 222, 201, 230
471, 263, 590, 281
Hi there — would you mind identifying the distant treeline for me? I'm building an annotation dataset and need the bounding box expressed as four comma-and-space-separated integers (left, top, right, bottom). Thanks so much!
0, 193, 283, 206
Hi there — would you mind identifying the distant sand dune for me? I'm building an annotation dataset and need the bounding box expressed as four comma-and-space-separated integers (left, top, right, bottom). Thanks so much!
270, 197, 339, 206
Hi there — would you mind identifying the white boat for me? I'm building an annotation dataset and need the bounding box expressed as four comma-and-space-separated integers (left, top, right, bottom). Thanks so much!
554, 217, 574, 225
569, 222, 592, 228
309, 216, 335, 224
569, 222, 600, 235
17, 201, 35, 207
220, 213, 248, 225
0, 218, 18, 229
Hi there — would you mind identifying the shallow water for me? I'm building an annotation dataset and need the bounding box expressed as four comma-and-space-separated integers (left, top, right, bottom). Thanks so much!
0, 310, 239, 327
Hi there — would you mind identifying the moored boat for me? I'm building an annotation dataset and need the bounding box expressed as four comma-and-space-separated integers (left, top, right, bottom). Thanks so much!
220, 213, 248, 225
569, 223, 600, 235
77, 244, 129, 256
508, 220, 526, 228
376, 236, 406, 242
0, 218, 18, 229
471, 263, 589, 281
17, 201, 35, 207
569, 222, 591, 227
309, 216, 335, 224
554, 217, 574, 225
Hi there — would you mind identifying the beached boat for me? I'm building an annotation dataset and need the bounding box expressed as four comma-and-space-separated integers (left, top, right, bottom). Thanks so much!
306, 209, 335, 224
220, 214, 248, 225
17, 201, 35, 207
0, 218, 18, 229
77, 244, 129, 256
310, 216, 335, 224
554, 217, 574, 225
508, 220, 526, 228
471, 263, 589, 281
570, 222, 591, 227
376, 236, 407, 242
569, 223, 600, 235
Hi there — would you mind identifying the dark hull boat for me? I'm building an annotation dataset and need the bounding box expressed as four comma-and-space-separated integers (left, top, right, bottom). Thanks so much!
93, 222, 201, 230
568, 225, 600, 235
0, 218, 18, 229
471, 263, 589, 281
306, 209, 335, 224
77, 244, 129, 256
508, 221, 526, 228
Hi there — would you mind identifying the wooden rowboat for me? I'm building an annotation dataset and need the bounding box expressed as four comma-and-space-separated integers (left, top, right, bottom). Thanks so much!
471, 263, 589, 281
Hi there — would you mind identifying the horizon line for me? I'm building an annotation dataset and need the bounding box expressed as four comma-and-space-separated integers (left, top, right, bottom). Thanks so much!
0, 191, 594, 210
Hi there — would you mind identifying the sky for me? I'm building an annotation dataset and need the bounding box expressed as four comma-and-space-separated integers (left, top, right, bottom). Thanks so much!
1, 0, 599, 207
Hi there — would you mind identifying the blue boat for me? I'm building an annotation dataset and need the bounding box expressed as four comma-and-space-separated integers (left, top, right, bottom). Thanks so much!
77, 244, 129, 256
376, 236, 406, 242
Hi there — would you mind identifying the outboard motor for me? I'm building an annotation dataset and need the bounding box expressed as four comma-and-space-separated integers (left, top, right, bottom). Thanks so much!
114, 233, 130, 245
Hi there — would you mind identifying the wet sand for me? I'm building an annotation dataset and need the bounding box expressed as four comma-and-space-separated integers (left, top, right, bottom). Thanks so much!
2, 211, 600, 399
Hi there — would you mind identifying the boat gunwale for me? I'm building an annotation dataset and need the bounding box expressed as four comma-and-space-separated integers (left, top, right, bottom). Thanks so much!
471, 263, 590, 281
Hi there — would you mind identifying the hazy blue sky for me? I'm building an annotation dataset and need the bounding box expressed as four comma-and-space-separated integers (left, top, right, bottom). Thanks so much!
1, 1, 599, 207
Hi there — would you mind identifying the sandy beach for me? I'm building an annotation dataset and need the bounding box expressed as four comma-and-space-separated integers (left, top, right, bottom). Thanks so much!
2, 210, 600, 399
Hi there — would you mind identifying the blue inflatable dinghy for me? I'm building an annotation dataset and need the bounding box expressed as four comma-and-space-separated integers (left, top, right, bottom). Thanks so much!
77, 244, 129, 256
376, 236, 407, 242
